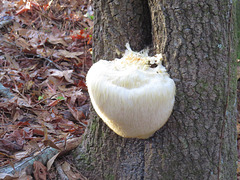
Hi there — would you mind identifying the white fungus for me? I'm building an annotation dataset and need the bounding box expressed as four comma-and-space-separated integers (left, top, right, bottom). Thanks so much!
86, 43, 176, 139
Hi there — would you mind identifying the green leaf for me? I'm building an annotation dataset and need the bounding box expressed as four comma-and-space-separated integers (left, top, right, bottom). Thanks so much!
38, 96, 44, 101
56, 96, 65, 100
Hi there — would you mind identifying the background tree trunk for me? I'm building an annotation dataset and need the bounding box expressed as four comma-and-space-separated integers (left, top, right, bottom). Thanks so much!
73, 0, 237, 179
237, 0, 240, 59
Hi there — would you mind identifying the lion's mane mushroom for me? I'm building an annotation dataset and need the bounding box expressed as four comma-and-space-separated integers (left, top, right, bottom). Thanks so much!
86, 44, 176, 139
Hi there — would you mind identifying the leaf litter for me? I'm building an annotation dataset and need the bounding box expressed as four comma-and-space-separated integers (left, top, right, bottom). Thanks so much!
0, 0, 92, 179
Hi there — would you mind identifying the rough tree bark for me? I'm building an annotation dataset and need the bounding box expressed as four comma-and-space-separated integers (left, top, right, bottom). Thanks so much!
73, 0, 237, 179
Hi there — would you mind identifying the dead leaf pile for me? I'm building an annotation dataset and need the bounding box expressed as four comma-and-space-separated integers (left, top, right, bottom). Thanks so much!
0, 0, 92, 178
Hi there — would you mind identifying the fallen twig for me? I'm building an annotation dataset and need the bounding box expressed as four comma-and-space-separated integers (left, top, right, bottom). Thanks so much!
0, 137, 82, 176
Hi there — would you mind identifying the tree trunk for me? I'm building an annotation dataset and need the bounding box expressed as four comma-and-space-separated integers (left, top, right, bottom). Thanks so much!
237, 0, 240, 59
73, 0, 237, 179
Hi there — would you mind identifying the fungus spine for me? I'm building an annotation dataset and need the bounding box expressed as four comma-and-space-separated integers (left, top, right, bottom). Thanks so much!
86, 43, 176, 139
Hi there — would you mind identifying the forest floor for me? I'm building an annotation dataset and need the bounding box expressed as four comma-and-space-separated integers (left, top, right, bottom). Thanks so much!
0, 0, 239, 179
0, 0, 92, 179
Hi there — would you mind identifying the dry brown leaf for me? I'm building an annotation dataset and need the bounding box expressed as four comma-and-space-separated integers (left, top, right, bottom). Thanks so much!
5, 53, 20, 69
57, 50, 83, 59
48, 69, 74, 83
15, 37, 31, 50
70, 90, 82, 105
33, 161, 47, 180
62, 161, 87, 180
48, 35, 68, 46
9, 96, 31, 108
43, 140, 61, 151
36, 48, 54, 57
66, 104, 86, 124
28, 139, 41, 151
25, 80, 35, 91
0, 138, 23, 153
47, 152, 61, 171
12, 109, 21, 122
